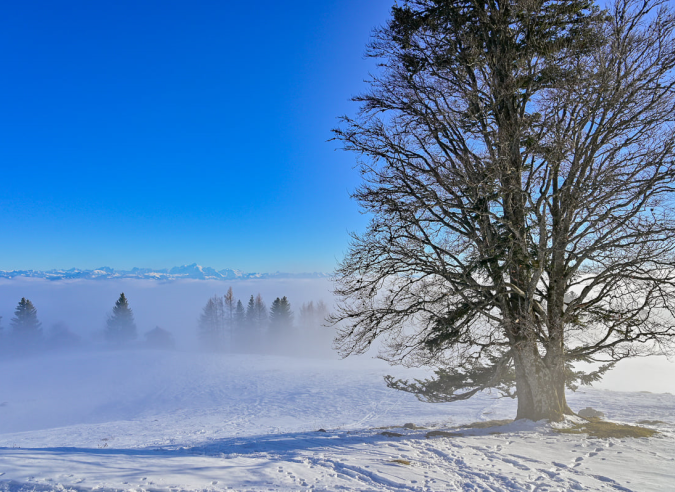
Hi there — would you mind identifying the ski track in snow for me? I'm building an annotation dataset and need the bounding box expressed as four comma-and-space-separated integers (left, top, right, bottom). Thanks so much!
0, 351, 673, 491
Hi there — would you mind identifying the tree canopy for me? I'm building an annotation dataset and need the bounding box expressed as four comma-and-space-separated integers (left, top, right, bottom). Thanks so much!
10, 297, 43, 350
270, 297, 293, 328
105, 293, 137, 344
198, 295, 226, 349
332, 0, 675, 421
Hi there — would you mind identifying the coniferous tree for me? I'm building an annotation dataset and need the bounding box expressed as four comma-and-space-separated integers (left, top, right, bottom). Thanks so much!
269, 296, 293, 331
10, 297, 43, 350
241, 294, 267, 352
198, 295, 225, 350
233, 299, 246, 350
240, 294, 259, 352
298, 299, 333, 356
300, 300, 329, 328
234, 299, 246, 327
238, 294, 268, 351
269, 296, 293, 351
300, 301, 315, 327
105, 293, 137, 344
253, 293, 267, 331
245, 295, 255, 327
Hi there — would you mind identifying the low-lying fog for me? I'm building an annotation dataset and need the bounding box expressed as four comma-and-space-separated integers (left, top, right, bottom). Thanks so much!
1, 277, 674, 437
0, 277, 335, 351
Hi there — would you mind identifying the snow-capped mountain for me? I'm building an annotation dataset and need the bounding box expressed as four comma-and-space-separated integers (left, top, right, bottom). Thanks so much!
0, 263, 329, 281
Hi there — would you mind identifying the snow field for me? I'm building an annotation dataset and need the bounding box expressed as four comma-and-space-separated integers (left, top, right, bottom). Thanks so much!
1, 351, 673, 491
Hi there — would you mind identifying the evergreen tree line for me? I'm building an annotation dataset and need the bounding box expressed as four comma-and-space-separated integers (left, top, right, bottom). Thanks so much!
0, 293, 174, 356
0, 290, 332, 357
198, 287, 330, 354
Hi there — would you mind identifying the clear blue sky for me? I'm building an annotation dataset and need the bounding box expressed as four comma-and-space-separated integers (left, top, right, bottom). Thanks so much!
0, 0, 392, 273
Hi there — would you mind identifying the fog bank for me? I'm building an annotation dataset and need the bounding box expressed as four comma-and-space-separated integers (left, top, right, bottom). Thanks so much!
0, 277, 334, 350
1, 277, 674, 394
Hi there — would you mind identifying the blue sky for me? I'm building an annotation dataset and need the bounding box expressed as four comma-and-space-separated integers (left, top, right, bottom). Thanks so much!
0, 0, 391, 273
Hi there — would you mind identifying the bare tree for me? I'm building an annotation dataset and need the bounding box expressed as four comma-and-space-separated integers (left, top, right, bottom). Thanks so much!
332, 0, 675, 421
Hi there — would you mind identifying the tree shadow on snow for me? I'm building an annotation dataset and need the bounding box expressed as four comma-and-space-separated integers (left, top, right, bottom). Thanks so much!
0, 427, 423, 460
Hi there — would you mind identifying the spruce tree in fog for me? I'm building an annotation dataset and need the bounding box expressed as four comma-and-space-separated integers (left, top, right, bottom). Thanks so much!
238, 294, 268, 350
11, 298, 42, 332
198, 295, 225, 350
245, 295, 256, 329
253, 294, 267, 330
269, 297, 293, 331
269, 297, 294, 351
105, 293, 137, 344
232, 299, 247, 349
297, 300, 333, 355
234, 300, 246, 327
10, 297, 43, 350
300, 301, 314, 326
300, 300, 329, 329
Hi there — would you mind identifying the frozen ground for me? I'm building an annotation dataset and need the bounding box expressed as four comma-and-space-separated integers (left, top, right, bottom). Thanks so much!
1, 350, 673, 491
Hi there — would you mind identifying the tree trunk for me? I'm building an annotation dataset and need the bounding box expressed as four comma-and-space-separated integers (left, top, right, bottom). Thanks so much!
512, 340, 567, 422
552, 360, 574, 416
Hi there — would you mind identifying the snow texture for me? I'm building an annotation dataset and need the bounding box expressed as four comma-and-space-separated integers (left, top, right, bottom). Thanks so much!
1, 351, 673, 491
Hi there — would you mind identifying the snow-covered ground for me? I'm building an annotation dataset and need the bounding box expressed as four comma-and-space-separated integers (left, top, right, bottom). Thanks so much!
1, 350, 673, 491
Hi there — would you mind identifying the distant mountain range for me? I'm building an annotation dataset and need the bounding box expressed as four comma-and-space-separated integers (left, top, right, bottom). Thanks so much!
0, 264, 330, 281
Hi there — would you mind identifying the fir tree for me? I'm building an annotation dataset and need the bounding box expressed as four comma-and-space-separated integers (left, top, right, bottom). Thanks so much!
198, 295, 225, 349
245, 295, 256, 328
234, 299, 246, 327
253, 294, 267, 330
10, 297, 43, 350
298, 299, 333, 356
105, 293, 137, 344
269, 296, 293, 331
300, 300, 328, 328
233, 299, 246, 350
239, 294, 267, 351
300, 301, 314, 327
